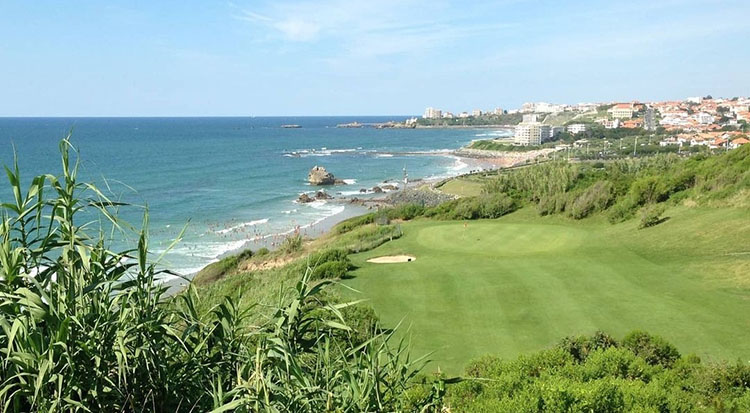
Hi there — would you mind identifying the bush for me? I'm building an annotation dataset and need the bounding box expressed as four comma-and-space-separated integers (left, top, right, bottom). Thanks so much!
558, 331, 618, 362
311, 260, 350, 280
567, 180, 615, 219
638, 204, 666, 229
334, 213, 375, 234
386, 203, 425, 220
280, 233, 303, 253
622, 331, 680, 367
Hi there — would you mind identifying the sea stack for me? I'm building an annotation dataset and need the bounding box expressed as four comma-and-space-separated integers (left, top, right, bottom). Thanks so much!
308, 166, 335, 185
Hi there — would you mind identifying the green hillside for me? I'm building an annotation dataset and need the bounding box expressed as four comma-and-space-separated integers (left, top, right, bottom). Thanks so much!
343, 205, 750, 373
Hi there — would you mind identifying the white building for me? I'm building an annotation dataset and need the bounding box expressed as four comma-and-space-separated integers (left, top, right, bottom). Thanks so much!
686, 96, 703, 104
442, 112, 454, 119
548, 126, 564, 140
458, 112, 470, 118
423, 107, 442, 119
608, 104, 634, 119
567, 124, 587, 134
493, 107, 504, 115
472, 109, 482, 117
696, 112, 714, 124
515, 119, 550, 146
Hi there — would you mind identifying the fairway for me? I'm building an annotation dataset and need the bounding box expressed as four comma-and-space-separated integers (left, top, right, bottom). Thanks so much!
344, 207, 750, 373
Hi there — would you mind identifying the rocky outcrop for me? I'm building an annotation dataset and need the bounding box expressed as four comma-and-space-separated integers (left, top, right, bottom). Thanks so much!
334, 179, 347, 185
381, 184, 399, 191
372, 186, 383, 193
308, 166, 335, 185
315, 191, 332, 200
386, 188, 456, 207
298, 193, 314, 203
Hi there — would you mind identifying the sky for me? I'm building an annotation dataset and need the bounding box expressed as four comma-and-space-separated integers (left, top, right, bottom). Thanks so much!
1, 0, 749, 116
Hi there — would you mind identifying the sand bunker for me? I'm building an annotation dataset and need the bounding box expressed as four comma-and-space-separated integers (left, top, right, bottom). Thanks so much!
367, 255, 416, 264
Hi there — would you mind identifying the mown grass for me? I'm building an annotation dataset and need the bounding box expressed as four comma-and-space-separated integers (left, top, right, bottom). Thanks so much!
342, 205, 750, 374
436, 177, 485, 197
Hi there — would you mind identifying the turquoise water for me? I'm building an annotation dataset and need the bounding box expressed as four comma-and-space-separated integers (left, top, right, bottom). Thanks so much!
0, 117, 509, 277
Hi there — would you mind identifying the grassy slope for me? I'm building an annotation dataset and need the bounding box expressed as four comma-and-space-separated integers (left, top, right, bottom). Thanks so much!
342, 205, 750, 374
436, 177, 485, 197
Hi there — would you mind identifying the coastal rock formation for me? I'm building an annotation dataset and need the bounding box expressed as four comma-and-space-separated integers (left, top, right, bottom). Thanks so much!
386, 188, 456, 207
372, 186, 383, 193
381, 184, 399, 191
334, 179, 347, 185
297, 193, 313, 203
359, 188, 367, 193
308, 166, 335, 185
315, 191, 332, 200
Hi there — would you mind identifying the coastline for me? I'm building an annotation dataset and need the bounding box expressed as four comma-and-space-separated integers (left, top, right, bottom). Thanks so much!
165, 133, 525, 295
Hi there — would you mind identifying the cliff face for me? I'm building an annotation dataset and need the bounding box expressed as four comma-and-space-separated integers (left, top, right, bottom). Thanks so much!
308, 166, 335, 185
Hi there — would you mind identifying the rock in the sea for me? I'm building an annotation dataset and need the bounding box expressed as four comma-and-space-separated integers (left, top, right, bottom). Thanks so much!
308, 166, 335, 185
334, 179, 347, 185
315, 191, 332, 200
297, 193, 314, 203
381, 184, 399, 191
359, 188, 368, 193
372, 186, 383, 193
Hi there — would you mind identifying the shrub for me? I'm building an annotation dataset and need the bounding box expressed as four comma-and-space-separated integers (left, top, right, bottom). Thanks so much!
622, 331, 680, 367
280, 233, 303, 253
567, 180, 615, 219
334, 213, 375, 234
638, 204, 667, 229
558, 331, 618, 362
311, 260, 350, 280
386, 203, 425, 220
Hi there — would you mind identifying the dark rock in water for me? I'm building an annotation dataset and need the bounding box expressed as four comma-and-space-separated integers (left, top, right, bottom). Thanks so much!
298, 193, 314, 203
315, 191, 332, 200
372, 186, 383, 193
359, 188, 368, 193
350, 197, 359, 203
334, 179, 347, 185
308, 166, 335, 185
381, 184, 399, 191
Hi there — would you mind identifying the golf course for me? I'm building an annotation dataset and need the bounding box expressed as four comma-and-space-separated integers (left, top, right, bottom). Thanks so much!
344, 205, 750, 373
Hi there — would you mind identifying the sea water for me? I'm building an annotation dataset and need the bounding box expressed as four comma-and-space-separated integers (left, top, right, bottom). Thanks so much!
0, 117, 510, 278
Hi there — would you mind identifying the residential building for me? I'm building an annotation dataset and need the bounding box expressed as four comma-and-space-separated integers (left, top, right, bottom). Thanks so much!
608, 103, 634, 119
472, 109, 482, 117
493, 107, 504, 115
458, 112, 470, 118
567, 123, 587, 134
686, 96, 703, 104
442, 112, 454, 119
523, 114, 539, 123
514, 117, 550, 146
696, 112, 714, 124
423, 107, 441, 119
644, 108, 656, 130
548, 126, 564, 140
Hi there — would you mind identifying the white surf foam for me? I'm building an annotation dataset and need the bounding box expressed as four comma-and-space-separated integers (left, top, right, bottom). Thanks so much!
215, 218, 269, 235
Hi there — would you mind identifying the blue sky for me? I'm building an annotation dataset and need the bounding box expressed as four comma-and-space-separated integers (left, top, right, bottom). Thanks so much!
1, 0, 749, 116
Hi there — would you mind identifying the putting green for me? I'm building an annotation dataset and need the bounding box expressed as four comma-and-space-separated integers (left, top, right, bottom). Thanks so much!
344, 207, 750, 374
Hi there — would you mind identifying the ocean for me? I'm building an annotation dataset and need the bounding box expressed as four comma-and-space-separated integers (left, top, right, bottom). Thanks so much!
0, 117, 511, 278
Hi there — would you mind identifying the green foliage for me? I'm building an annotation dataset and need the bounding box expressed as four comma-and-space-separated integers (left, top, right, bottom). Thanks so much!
333, 213, 375, 234
308, 248, 351, 280
279, 233, 303, 253
639, 204, 667, 229
0, 138, 436, 412
386, 203, 426, 220
425, 193, 516, 220
622, 331, 680, 367
567, 180, 615, 219
469, 145, 750, 224
445, 332, 750, 412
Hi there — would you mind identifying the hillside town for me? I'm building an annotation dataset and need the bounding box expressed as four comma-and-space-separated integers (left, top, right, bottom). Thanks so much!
423, 96, 750, 150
